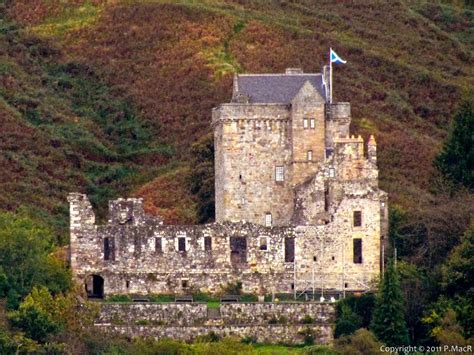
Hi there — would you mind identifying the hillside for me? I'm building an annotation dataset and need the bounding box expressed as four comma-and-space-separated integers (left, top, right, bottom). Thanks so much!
1, 0, 473, 263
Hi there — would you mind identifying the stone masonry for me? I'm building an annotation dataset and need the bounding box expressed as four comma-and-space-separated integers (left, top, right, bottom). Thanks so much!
68, 67, 388, 298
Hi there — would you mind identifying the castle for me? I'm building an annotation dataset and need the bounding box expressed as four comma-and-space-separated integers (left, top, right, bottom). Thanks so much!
68, 67, 388, 299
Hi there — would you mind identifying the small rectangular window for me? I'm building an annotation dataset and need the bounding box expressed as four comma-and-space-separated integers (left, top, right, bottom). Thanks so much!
307, 150, 313, 161
104, 237, 115, 261
284, 237, 295, 262
204, 237, 212, 251
265, 213, 272, 227
353, 211, 362, 227
259, 237, 268, 251
178, 237, 186, 252
329, 168, 335, 178
155, 237, 162, 253
303, 119, 308, 129
353, 239, 362, 264
275, 166, 284, 182
380, 202, 386, 218
181, 279, 188, 288
310, 119, 315, 129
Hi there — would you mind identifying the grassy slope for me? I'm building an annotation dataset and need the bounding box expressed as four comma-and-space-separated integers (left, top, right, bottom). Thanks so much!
3, 0, 474, 263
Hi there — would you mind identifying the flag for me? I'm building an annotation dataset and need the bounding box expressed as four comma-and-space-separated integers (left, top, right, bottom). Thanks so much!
330, 48, 346, 64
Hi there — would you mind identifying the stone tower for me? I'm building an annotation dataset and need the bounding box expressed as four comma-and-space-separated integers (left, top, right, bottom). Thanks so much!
213, 68, 352, 226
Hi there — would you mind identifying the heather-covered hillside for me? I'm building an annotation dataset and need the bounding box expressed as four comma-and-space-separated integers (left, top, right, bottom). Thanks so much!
2, 0, 473, 263
1, 0, 473, 352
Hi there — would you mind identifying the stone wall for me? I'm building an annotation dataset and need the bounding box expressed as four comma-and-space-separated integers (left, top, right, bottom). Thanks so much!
95, 302, 335, 345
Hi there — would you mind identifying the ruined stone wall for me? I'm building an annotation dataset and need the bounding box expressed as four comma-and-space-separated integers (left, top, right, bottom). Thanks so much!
70, 192, 382, 297
95, 302, 335, 345
213, 104, 294, 226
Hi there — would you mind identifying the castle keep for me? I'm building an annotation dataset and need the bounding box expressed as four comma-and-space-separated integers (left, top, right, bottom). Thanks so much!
69, 68, 388, 299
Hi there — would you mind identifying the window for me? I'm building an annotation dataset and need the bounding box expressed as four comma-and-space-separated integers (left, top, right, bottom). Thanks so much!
313, 256, 317, 262
265, 213, 272, 227
326, 148, 333, 158
155, 237, 162, 253
104, 237, 115, 261
275, 166, 284, 182
329, 168, 335, 178
259, 237, 268, 251
126, 280, 130, 288
353, 239, 362, 264
178, 237, 186, 252
230, 237, 247, 264
307, 150, 313, 161
353, 211, 362, 227
380, 202, 386, 218
204, 237, 212, 251
285, 237, 295, 262
303, 119, 308, 129
310, 119, 315, 129
181, 279, 188, 288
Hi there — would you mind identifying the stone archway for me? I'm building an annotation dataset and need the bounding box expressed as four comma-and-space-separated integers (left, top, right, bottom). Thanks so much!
85, 274, 104, 299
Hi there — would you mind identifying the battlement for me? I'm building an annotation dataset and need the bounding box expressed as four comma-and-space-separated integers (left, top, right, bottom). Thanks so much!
327, 102, 351, 120
212, 103, 289, 126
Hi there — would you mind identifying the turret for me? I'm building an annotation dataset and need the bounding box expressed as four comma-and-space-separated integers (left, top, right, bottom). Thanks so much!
367, 135, 377, 163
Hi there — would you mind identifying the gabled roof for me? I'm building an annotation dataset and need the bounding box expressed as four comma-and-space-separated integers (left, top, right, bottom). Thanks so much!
234, 71, 327, 104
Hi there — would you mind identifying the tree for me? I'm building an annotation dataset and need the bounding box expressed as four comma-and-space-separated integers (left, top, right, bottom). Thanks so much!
335, 302, 363, 338
435, 97, 474, 190
371, 260, 409, 346
9, 287, 63, 342
0, 212, 71, 308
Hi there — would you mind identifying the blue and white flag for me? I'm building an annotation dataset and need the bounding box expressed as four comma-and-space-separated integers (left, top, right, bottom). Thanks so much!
330, 48, 346, 64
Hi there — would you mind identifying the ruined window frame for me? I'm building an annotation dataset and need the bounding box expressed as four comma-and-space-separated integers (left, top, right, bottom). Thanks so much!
284, 237, 295, 263
155, 237, 163, 254
265, 213, 272, 227
204, 236, 212, 251
353, 238, 363, 264
177, 237, 186, 252
259, 236, 268, 251
104, 237, 115, 261
275, 166, 284, 182
353, 211, 362, 227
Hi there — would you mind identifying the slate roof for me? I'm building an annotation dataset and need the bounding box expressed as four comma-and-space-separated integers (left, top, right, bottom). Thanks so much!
235, 73, 326, 104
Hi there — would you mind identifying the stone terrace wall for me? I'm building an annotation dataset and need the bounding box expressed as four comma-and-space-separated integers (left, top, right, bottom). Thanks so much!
96, 302, 335, 345
219, 303, 334, 324
96, 324, 333, 345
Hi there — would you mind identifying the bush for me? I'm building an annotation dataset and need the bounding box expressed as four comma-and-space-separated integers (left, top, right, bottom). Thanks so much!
335, 303, 362, 338
335, 329, 382, 355
9, 287, 63, 342
300, 315, 315, 324
106, 294, 132, 303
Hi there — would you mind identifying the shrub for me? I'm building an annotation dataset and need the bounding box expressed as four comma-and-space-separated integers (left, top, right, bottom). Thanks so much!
300, 315, 315, 324
106, 294, 132, 303
335, 329, 382, 355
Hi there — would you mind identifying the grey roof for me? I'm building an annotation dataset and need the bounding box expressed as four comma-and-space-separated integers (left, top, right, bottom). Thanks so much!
235, 74, 326, 104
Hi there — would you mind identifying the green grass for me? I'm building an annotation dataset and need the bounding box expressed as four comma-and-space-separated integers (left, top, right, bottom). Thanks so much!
32, 1, 104, 37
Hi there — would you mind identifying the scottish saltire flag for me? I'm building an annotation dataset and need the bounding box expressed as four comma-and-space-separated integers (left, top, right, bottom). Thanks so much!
330, 48, 346, 64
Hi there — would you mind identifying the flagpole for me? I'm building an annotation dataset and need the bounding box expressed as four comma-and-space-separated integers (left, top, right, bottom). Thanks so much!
329, 48, 333, 104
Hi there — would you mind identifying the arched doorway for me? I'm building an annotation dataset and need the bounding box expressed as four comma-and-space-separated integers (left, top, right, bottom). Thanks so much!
85, 275, 104, 299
